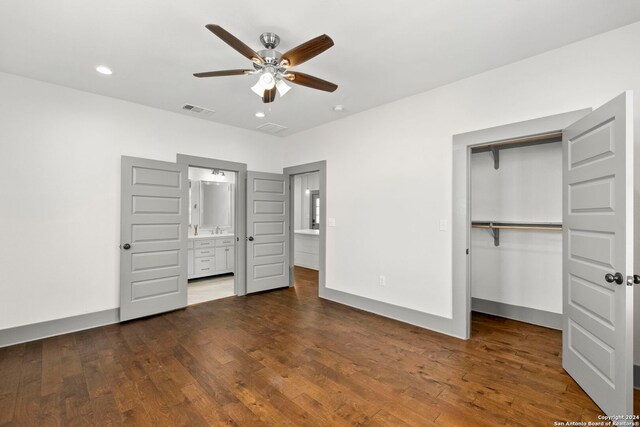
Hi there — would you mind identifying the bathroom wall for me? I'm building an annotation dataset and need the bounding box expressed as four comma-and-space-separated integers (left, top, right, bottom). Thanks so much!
188, 167, 236, 234
188, 167, 237, 184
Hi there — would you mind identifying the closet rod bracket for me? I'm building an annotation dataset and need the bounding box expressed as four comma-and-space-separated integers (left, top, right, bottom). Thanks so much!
490, 146, 499, 170
489, 226, 499, 246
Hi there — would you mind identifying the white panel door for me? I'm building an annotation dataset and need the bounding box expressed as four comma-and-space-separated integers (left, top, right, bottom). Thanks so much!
562, 92, 633, 416
120, 156, 188, 321
246, 171, 289, 293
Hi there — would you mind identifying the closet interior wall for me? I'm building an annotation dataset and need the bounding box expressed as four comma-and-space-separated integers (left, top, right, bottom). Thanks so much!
470, 142, 563, 317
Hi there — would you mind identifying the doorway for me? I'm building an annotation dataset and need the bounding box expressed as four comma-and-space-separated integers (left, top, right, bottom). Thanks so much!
452, 109, 591, 338
284, 161, 327, 296
292, 172, 320, 271
177, 154, 247, 297
186, 165, 237, 305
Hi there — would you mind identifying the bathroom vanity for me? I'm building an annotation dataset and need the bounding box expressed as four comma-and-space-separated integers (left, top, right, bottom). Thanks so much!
187, 167, 236, 280
294, 229, 319, 270
187, 234, 235, 279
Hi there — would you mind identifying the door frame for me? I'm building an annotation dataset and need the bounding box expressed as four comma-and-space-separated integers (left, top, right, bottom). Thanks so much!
283, 161, 327, 294
176, 154, 248, 296
451, 109, 591, 339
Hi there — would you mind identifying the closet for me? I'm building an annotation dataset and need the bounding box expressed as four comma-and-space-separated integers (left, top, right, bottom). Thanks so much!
470, 132, 564, 328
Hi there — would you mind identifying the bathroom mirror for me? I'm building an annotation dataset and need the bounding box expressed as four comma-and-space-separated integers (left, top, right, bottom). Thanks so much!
200, 181, 233, 229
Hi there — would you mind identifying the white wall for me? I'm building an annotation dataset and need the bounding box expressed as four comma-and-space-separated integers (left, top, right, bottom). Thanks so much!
282, 22, 640, 362
471, 144, 562, 313
0, 71, 285, 330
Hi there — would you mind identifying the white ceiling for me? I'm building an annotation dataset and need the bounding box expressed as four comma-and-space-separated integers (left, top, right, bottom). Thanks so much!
1, 1, 639, 136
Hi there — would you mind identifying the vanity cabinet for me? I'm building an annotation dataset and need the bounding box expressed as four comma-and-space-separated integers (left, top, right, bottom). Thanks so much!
187, 235, 235, 279
187, 243, 194, 276
215, 245, 234, 271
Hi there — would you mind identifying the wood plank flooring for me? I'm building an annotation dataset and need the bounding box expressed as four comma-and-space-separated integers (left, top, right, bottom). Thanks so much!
0, 266, 637, 426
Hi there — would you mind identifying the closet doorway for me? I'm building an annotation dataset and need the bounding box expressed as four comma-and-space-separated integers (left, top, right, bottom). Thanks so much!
469, 132, 564, 329
452, 92, 635, 417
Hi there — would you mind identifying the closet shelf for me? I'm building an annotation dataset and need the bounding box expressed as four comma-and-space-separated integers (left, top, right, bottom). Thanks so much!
471, 221, 562, 246
470, 131, 562, 170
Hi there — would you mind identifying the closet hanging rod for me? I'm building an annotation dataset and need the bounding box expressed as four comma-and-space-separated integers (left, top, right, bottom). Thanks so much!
470, 131, 562, 154
472, 221, 562, 229
472, 221, 562, 246
472, 224, 562, 231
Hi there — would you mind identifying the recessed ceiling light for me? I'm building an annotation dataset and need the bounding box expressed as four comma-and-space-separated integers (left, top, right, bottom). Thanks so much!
95, 65, 113, 75
333, 104, 345, 112
255, 111, 266, 118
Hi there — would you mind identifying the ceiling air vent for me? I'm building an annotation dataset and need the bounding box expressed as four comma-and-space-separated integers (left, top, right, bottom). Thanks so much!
182, 104, 215, 116
256, 122, 288, 134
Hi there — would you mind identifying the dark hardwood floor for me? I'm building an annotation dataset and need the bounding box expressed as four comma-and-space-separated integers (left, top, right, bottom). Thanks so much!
0, 266, 637, 425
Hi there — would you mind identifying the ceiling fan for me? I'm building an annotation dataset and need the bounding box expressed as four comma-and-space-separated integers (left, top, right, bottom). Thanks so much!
194, 25, 338, 103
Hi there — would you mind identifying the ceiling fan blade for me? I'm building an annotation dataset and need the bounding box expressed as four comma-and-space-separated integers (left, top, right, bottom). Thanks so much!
262, 87, 276, 103
280, 34, 334, 68
206, 24, 265, 64
284, 72, 338, 92
193, 69, 253, 78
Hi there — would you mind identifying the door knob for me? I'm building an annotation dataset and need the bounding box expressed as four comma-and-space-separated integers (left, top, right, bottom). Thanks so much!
248, 236, 254, 241
634, 275, 640, 284
604, 272, 624, 285
122, 243, 131, 250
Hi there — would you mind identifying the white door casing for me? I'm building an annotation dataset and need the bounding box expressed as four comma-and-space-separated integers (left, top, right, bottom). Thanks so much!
246, 171, 289, 293
562, 91, 634, 416
120, 156, 189, 321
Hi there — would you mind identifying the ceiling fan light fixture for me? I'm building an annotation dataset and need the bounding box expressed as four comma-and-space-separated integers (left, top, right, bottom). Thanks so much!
251, 81, 264, 97
276, 80, 291, 97
258, 73, 276, 90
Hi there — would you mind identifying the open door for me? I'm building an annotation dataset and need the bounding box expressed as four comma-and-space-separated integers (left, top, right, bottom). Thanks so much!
562, 92, 634, 416
120, 156, 189, 321
246, 171, 289, 293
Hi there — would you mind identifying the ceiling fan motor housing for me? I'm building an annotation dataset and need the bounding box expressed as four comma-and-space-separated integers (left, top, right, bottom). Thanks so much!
256, 49, 282, 67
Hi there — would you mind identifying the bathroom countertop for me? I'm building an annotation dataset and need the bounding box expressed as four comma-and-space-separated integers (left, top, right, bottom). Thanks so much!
294, 229, 320, 236
189, 233, 235, 240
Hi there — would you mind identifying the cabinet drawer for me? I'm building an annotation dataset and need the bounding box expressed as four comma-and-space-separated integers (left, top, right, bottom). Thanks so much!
216, 238, 235, 247
195, 256, 215, 267
196, 265, 214, 275
194, 239, 215, 248
195, 248, 214, 257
